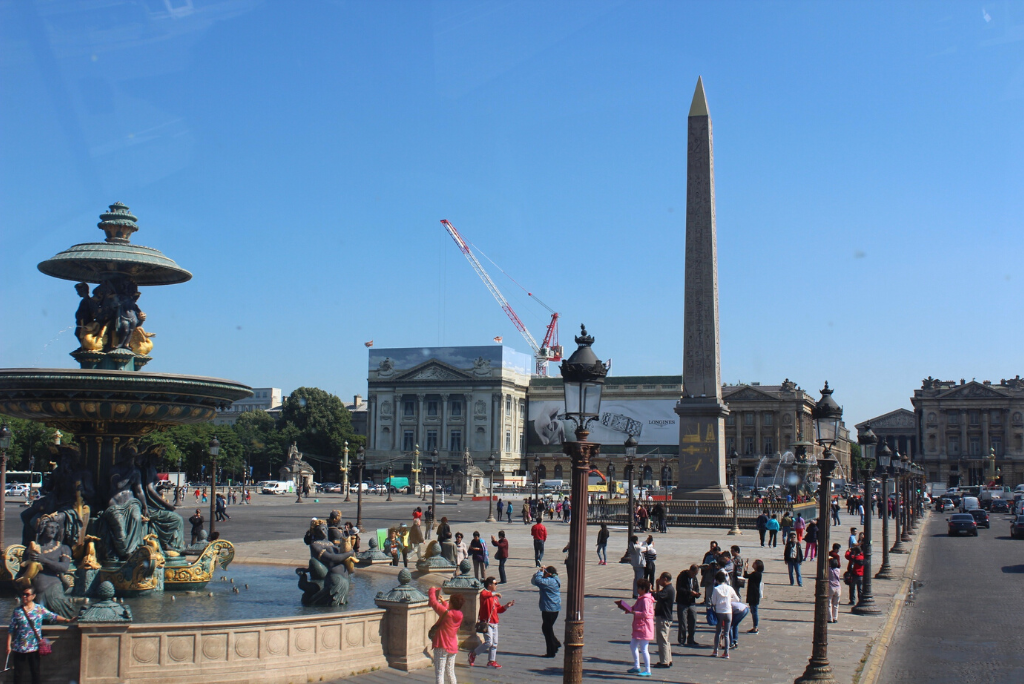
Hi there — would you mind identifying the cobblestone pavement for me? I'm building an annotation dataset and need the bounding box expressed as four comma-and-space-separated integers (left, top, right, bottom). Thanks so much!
878, 509, 1024, 684
271, 505, 917, 684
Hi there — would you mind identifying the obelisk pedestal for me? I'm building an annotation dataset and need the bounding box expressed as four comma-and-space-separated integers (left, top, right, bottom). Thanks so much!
674, 77, 732, 503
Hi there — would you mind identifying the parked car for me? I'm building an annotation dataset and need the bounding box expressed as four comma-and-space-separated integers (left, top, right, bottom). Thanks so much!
948, 513, 979, 536
990, 499, 1010, 514
968, 508, 990, 528
5, 484, 29, 497
1009, 515, 1024, 539
261, 481, 291, 495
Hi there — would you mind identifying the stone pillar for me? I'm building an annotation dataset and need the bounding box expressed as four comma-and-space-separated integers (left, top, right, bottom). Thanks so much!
755, 413, 762, 457
674, 77, 730, 502
442, 561, 483, 650
393, 391, 401, 450
375, 569, 433, 671
960, 409, 968, 460
417, 393, 426, 454
983, 410, 990, 457
491, 393, 501, 454
440, 393, 449, 457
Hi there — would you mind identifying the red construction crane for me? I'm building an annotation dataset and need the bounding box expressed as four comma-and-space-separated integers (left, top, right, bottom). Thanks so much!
440, 219, 562, 375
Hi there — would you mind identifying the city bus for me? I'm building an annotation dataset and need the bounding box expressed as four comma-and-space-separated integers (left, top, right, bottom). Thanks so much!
5, 471, 44, 493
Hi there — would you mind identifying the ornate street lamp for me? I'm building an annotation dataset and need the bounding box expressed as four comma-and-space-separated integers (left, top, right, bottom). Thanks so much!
874, 441, 895, 579
559, 325, 608, 684
890, 453, 907, 554
486, 453, 497, 523
386, 461, 394, 501
342, 441, 351, 502
0, 423, 12, 558
728, 448, 742, 536
620, 435, 638, 562
430, 448, 439, 517
356, 446, 365, 529
208, 436, 220, 536
900, 451, 912, 542
795, 382, 842, 684
411, 444, 421, 499
853, 425, 880, 615
533, 453, 541, 509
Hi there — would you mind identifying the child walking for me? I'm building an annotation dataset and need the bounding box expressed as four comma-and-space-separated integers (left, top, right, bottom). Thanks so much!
616, 578, 655, 676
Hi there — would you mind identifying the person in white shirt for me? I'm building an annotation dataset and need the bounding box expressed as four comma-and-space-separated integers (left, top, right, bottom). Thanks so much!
710, 571, 739, 659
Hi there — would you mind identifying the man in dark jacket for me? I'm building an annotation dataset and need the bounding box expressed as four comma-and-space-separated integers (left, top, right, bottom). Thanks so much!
653, 572, 675, 667
491, 531, 509, 584
189, 509, 204, 545
675, 565, 701, 646
755, 510, 769, 546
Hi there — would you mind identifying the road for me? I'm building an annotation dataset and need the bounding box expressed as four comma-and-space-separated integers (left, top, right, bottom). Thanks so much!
879, 508, 1024, 683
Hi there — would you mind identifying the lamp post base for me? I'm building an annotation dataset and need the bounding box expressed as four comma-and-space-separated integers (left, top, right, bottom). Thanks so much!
727, 526, 742, 536
851, 597, 881, 615
486, 513, 496, 523
795, 657, 836, 684
890, 542, 907, 554
875, 562, 895, 580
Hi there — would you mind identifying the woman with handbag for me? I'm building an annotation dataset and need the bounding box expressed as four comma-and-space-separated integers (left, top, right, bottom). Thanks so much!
6, 584, 76, 684
428, 587, 464, 684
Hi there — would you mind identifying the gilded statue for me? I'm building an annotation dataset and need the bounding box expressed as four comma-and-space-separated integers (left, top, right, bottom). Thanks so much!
74, 277, 154, 355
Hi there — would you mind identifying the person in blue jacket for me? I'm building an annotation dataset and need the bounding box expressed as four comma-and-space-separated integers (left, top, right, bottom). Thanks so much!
532, 566, 562, 658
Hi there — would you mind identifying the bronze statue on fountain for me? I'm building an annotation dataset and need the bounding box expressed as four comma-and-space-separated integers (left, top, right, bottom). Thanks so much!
297, 519, 356, 607
16, 513, 78, 618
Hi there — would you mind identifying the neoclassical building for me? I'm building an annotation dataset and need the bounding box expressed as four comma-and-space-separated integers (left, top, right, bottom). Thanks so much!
854, 409, 918, 459
912, 376, 1024, 487
365, 346, 531, 482
722, 381, 852, 481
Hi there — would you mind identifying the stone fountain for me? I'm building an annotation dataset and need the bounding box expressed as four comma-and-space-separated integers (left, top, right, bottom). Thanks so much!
0, 203, 251, 600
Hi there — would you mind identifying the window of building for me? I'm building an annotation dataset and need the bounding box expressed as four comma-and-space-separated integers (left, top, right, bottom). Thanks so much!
554, 464, 563, 479
505, 395, 512, 416
537, 464, 547, 479
744, 413, 754, 426
992, 437, 1002, 456
743, 437, 755, 455
948, 436, 960, 455
451, 400, 462, 416
969, 411, 980, 426
725, 437, 735, 455
992, 411, 1001, 424
426, 430, 438, 451
449, 431, 462, 453
661, 466, 673, 486
726, 415, 736, 426
404, 400, 415, 417
763, 413, 773, 426
427, 400, 438, 416
969, 436, 981, 456
763, 438, 775, 455
948, 411, 959, 425
504, 431, 511, 451
403, 431, 415, 452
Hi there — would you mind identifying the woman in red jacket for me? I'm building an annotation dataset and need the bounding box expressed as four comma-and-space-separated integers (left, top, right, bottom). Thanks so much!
429, 587, 464, 684
469, 577, 515, 668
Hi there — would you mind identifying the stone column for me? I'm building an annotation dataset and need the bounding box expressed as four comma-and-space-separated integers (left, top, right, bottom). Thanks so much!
375, 569, 433, 671
442, 561, 483, 650
491, 393, 501, 454
755, 412, 762, 457
735, 412, 743, 453
440, 393, 450, 457
983, 410, 990, 458
960, 409, 968, 459
417, 393, 426, 453
393, 391, 401, 450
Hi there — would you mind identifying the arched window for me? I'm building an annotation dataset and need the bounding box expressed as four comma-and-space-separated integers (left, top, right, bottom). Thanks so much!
554, 464, 563, 479
537, 464, 547, 479
642, 465, 653, 483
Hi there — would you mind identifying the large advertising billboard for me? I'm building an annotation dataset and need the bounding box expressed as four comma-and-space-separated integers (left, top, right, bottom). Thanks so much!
527, 399, 678, 446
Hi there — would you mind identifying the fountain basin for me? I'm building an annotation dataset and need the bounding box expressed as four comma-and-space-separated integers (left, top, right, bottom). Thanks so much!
0, 368, 252, 429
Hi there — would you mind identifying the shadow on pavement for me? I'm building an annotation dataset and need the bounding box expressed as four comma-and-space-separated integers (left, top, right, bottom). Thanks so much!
1000, 564, 1024, 573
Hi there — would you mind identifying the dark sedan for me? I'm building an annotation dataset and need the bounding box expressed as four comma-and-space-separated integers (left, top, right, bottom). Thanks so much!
1010, 515, 1024, 539
990, 499, 1009, 513
968, 508, 990, 528
948, 513, 979, 536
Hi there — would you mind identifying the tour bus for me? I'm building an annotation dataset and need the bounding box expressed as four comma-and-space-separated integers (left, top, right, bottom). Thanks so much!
5, 471, 43, 494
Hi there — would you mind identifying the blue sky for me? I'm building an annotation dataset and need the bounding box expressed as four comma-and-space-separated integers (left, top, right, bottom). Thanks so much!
1, 1, 1022, 428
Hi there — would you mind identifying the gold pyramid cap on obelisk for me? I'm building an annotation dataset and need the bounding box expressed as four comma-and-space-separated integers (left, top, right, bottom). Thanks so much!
688, 76, 709, 117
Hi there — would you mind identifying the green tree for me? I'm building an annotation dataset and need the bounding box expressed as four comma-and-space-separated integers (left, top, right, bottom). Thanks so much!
849, 442, 862, 483
276, 387, 363, 467
139, 423, 244, 483
0, 415, 71, 470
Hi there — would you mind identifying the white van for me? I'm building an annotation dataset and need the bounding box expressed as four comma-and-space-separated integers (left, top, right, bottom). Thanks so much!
960, 496, 981, 512
261, 481, 293, 495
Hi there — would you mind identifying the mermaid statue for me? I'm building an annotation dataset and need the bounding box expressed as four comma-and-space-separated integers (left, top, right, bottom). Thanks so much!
95, 443, 147, 563
16, 513, 77, 618
138, 445, 184, 555
296, 519, 355, 607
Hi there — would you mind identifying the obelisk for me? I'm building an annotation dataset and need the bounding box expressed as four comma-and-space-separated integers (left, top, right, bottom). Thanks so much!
674, 77, 731, 502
